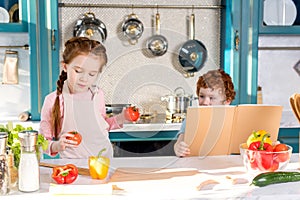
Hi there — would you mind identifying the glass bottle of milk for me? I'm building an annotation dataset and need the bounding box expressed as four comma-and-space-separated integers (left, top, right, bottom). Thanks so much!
18, 130, 39, 192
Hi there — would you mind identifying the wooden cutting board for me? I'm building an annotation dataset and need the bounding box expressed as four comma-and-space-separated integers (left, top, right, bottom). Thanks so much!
39, 162, 90, 176
109, 167, 199, 182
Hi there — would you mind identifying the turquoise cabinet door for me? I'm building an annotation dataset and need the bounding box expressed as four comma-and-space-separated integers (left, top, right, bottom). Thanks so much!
29, 0, 60, 120
224, 0, 260, 105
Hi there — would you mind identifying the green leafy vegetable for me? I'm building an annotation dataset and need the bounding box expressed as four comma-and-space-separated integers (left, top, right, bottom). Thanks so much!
0, 122, 49, 168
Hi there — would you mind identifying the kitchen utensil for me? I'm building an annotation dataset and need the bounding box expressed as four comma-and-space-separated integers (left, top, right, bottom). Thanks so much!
122, 13, 144, 45
147, 12, 168, 56
289, 94, 300, 123
263, 0, 297, 26
161, 87, 197, 114
39, 162, 90, 176
110, 167, 199, 182
105, 104, 131, 115
179, 13, 207, 73
293, 93, 300, 122
0, 7, 9, 23
9, 3, 18, 23
73, 12, 107, 43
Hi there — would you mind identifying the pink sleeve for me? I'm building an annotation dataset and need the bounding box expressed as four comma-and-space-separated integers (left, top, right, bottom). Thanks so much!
39, 92, 63, 156
97, 89, 123, 130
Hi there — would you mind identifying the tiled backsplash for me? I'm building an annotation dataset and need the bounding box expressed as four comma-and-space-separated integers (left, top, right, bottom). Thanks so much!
59, 0, 222, 114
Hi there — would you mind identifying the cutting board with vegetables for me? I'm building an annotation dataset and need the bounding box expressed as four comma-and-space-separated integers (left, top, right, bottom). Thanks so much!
109, 167, 199, 182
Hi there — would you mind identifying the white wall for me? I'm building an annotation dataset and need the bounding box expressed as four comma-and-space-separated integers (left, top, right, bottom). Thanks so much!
0, 33, 30, 121
258, 35, 300, 127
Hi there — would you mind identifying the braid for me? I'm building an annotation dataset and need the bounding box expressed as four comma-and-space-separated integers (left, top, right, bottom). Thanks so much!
51, 71, 67, 140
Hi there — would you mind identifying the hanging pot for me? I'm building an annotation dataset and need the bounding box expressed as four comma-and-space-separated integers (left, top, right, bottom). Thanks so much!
161, 87, 197, 114
178, 13, 207, 73
147, 12, 168, 56
122, 13, 144, 45
73, 12, 107, 43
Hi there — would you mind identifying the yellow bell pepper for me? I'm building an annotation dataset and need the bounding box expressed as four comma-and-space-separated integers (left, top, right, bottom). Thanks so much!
88, 148, 110, 180
246, 130, 273, 147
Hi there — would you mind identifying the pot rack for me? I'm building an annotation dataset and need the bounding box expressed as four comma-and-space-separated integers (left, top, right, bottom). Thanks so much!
58, 3, 223, 10
0, 44, 29, 50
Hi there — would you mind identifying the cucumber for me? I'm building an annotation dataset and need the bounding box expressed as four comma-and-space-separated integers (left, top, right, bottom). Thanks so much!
251, 171, 300, 187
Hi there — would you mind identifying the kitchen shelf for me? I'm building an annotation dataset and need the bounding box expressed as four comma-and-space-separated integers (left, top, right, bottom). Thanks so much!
0, 23, 27, 32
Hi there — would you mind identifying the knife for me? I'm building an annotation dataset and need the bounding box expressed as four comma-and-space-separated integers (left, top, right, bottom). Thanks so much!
39, 162, 90, 176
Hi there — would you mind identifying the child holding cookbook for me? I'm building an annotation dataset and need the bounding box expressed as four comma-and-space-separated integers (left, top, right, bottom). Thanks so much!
174, 69, 236, 157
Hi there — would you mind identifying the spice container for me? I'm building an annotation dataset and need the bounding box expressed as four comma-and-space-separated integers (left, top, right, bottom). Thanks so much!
18, 130, 39, 192
0, 132, 9, 195
7, 150, 18, 190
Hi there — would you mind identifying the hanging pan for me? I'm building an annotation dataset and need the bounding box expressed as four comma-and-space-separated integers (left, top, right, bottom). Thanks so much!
73, 12, 107, 43
178, 13, 207, 73
122, 13, 144, 45
147, 12, 168, 56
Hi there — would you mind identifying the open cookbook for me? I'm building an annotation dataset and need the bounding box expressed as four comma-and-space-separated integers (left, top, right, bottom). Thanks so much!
183, 104, 283, 156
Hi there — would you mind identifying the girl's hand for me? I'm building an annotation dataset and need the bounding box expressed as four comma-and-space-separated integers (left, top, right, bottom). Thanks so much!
51, 132, 79, 153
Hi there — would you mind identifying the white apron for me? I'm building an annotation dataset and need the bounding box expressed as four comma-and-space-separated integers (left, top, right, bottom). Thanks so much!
59, 83, 113, 159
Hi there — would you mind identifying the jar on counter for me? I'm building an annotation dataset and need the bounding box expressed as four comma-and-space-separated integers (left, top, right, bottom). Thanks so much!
7, 150, 18, 190
0, 132, 9, 195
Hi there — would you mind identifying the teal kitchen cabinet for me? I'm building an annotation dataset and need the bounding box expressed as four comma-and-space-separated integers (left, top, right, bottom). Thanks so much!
0, 0, 28, 32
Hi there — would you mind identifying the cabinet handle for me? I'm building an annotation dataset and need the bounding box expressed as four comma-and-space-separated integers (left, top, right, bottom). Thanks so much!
234, 30, 239, 51
51, 29, 56, 51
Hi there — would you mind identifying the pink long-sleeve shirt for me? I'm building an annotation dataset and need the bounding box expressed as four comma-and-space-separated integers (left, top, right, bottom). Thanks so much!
39, 88, 122, 156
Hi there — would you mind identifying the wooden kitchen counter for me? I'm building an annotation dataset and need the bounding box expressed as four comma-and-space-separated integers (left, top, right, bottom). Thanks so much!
4, 154, 300, 199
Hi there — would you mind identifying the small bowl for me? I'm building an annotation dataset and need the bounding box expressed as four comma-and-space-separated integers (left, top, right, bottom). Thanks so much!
239, 143, 292, 174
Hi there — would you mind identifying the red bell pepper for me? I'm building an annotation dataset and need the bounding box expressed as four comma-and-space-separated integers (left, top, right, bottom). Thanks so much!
248, 134, 273, 171
52, 164, 78, 184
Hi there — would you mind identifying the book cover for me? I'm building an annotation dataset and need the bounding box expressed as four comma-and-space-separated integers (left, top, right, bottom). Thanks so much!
184, 104, 283, 156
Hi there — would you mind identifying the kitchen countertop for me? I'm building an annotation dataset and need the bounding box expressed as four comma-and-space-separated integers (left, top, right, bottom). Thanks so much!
0, 113, 182, 132
3, 154, 300, 199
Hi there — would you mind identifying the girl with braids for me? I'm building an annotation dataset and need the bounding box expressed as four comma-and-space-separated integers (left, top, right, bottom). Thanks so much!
40, 37, 125, 159
174, 69, 236, 157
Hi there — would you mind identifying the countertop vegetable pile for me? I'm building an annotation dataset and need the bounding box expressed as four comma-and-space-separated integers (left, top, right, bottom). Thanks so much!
245, 130, 291, 172
0, 122, 48, 168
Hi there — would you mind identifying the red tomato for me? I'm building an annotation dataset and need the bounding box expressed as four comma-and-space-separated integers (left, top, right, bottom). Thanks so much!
124, 106, 140, 122
268, 161, 279, 172
66, 131, 82, 146
273, 143, 289, 162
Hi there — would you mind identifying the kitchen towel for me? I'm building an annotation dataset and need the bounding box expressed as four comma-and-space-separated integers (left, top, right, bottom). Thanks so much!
2, 50, 18, 84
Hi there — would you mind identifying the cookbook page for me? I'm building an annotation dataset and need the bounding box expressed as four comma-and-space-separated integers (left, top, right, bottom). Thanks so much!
229, 104, 283, 154
184, 106, 235, 156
